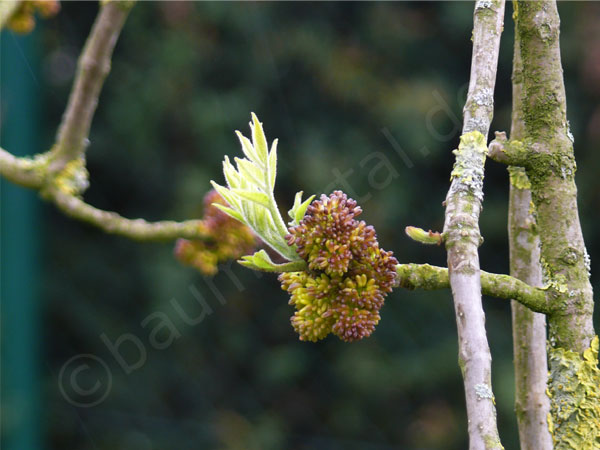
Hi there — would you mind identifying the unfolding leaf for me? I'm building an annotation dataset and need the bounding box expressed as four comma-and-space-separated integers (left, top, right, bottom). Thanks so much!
239, 249, 307, 272
268, 139, 278, 190
231, 189, 270, 208
235, 157, 265, 189
288, 191, 315, 226
212, 203, 244, 223
210, 114, 303, 264
236, 131, 261, 166
250, 112, 269, 164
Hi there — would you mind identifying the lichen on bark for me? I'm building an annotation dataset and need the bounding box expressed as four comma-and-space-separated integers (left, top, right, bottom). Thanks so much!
547, 336, 600, 449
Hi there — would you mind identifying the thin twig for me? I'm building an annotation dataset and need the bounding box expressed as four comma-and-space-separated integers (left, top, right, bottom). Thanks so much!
442, 1, 505, 449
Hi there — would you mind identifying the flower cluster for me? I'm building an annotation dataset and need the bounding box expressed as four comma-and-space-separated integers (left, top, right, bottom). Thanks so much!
174, 190, 257, 276
279, 191, 398, 342
6, 1, 60, 34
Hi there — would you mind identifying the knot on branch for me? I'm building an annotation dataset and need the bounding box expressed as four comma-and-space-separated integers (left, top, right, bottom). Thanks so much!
488, 131, 530, 166
489, 131, 577, 183
45, 157, 90, 198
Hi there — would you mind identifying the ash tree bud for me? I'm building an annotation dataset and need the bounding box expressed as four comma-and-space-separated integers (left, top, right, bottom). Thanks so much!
174, 189, 257, 276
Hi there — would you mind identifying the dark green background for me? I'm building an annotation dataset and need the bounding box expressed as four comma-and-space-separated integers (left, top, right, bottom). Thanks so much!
2, 2, 599, 449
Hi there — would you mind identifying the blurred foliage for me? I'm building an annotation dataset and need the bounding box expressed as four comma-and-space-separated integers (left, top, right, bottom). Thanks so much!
6, 1, 600, 449
3, 0, 60, 34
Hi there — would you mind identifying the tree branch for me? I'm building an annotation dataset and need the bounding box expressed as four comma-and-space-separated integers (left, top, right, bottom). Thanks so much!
442, 1, 505, 449
0, 146, 46, 189
488, 131, 530, 166
514, 0, 595, 354
514, 2, 598, 445
395, 264, 551, 314
48, 0, 133, 175
0, 2, 215, 243
47, 187, 210, 241
506, 16, 552, 449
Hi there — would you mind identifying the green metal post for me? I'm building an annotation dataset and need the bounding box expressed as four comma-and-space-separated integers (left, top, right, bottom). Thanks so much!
1, 29, 42, 450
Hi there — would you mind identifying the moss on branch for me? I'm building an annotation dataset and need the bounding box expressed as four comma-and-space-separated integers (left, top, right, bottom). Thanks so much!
395, 263, 551, 314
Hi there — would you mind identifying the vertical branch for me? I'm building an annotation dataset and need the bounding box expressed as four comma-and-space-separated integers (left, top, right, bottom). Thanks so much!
442, 1, 505, 449
513, 1, 599, 446
507, 17, 552, 450
49, 1, 133, 174
514, 0, 595, 354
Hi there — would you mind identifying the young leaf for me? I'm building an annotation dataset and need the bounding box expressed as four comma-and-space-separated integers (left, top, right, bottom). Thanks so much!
212, 203, 244, 223
288, 191, 315, 226
268, 139, 278, 190
231, 189, 270, 208
210, 114, 303, 264
210, 181, 241, 211
235, 157, 265, 189
223, 156, 242, 189
235, 131, 261, 166
250, 112, 269, 164
239, 249, 307, 272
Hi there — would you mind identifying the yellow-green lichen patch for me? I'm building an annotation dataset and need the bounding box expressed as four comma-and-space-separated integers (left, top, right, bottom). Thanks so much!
52, 157, 89, 197
449, 131, 488, 201
547, 336, 600, 449
541, 257, 569, 295
508, 166, 531, 190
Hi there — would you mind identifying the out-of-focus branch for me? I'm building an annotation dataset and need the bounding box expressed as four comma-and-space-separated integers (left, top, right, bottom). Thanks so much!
0, 1, 214, 243
0, 147, 46, 189
506, 15, 552, 449
442, 1, 505, 449
49, 0, 133, 175
395, 264, 551, 314
47, 188, 210, 241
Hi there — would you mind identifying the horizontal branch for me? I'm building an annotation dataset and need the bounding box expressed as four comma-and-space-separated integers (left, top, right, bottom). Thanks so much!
488, 131, 539, 168
47, 187, 211, 241
396, 263, 551, 314
0, 147, 46, 189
